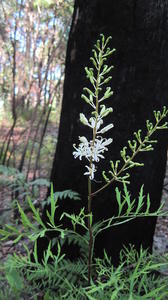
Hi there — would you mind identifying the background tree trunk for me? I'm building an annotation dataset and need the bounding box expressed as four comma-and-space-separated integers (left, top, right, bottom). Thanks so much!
47, 0, 168, 265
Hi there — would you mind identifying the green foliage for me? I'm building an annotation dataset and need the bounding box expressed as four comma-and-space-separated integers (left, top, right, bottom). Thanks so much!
0, 238, 168, 299
62, 183, 167, 255
44, 188, 81, 206
33, 0, 55, 8
0, 34, 168, 299
81, 34, 115, 107
102, 107, 168, 186
0, 184, 81, 243
0, 183, 168, 299
0, 164, 50, 202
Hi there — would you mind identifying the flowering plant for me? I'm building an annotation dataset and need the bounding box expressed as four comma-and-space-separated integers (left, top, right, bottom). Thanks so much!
73, 34, 115, 180
0, 35, 168, 297
72, 35, 116, 283
72, 34, 168, 284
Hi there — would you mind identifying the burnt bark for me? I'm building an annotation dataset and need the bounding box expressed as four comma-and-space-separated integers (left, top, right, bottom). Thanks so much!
44, 0, 168, 265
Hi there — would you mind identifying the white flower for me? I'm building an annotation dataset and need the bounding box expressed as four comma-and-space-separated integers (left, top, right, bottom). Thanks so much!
84, 164, 96, 180
73, 35, 115, 181
73, 136, 91, 160
100, 137, 113, 147
92, 137, 113, 161
73, 109, 113, 180
73, 146, 84, 160
80, 114, 104, 133
73, 136, 113, 164
79, 136, 89, 144
89, 117, 103, 131
97, 123, 114, 134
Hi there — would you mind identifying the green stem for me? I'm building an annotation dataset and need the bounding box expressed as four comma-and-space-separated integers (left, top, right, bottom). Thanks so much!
87, 43, 104, 285
87, 177, 93, 285
91, 115, 165, 197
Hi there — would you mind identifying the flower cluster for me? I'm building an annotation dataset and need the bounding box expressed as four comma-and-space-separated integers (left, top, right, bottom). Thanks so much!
73, 136, 113, 179
73, 34, 115, 180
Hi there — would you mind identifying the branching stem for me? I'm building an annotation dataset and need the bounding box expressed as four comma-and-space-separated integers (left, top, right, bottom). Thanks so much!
91, 113, 167, 197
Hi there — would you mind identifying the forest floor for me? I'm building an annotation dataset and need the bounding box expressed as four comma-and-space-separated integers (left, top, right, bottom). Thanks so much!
0, 116, 58, 207
0, 118, 58, 260
0, 120, 168, 263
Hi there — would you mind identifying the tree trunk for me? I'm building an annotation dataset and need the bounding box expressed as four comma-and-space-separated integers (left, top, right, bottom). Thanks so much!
45, 0, 168, 265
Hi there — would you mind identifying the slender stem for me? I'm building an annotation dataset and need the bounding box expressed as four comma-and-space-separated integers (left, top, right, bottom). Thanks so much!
87, 43, 104, 285
87, 177, 93, 285
91, 115, 165, 197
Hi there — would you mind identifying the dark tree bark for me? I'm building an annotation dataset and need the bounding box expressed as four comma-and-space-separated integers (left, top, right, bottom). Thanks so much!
44, 0, 168, 265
